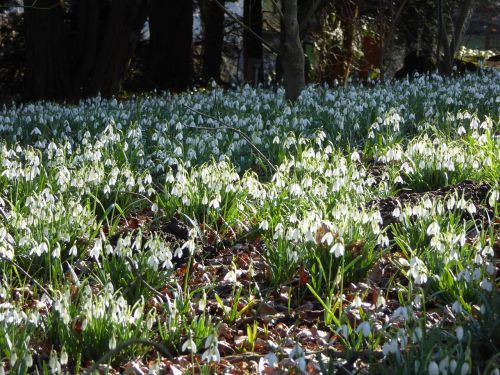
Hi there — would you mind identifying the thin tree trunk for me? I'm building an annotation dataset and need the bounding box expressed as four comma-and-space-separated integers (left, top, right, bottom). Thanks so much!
148, 0, 193, 91
335, 0, 358, 85
201, 0, 225, 83
85, 0, 149, 97
243, 0, 263, 84
379, 0, 409, 80
24, 0, 70, 99
281, 0, 305, 102
72, 0, 106, 97
438, 0, 476, 75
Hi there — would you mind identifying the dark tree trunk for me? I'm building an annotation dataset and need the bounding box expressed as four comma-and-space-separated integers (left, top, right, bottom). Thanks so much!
438, 0, 476, 75
281, 0, 305, 102
243, 0, 263, 84
334, 0, 358, 84
24, 0, 70, 99
148, 0, 193, 91
201, 0, 225, 83
85, 0, 149, 97
71, 0, 107, 97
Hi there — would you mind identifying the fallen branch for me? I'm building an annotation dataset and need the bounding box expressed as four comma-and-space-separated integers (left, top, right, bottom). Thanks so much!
181, 104, 277, 173
308, 346, 385, 361
85, 338, 173, 374
0, 255, 52, 301
126, 256, 170, 304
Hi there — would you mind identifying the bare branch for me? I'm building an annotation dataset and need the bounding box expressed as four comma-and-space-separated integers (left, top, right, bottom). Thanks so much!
86, 338, 173, 374
209, 0, 280, 55
0, 255, 53, 301
1, 1, 61, 11
181, 103, 277, 173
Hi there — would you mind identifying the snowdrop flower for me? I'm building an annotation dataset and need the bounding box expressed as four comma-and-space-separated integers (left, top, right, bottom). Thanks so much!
109, 334, 116, 350
408, 257, 428, 284
426, 221, 440, 236
488, 190, 498, 208
30, 127, 42, 136
289, 343, 306, 373
392, 306, 410, 321
392, 207, 401, 218
330, 242, 345, 257
439, 356, 450, 374
451, 300, 463, 314
480, 278, 492, 292
321, 231, 334, 246
428, 361, 439, 375
258, 353, 278, 373
259, 220, 269, 231
356, 321, 371, 337
382, 339, 398, 355
182, 332, 197, 354
337, 324, 349, 338
455, 326, 464, 341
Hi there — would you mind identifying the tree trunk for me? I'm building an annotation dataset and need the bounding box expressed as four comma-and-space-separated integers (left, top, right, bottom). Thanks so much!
201, 0, 225, 83
148, 0, 193, 91
438, 0, 476, 75
71, 0, 106, 97
281, 0, 305, 102
24, 0, 70, 99
243, 0, 263, 84
85, 0, 149, 97
335, 0, 358, 85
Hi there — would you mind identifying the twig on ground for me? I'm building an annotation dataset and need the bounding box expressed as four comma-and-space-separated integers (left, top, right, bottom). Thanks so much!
0, 255, 53, 301
85, 338, 173, 374
126, 256, 170, 304
181, 104, 277, 173
307, 346, 384, 361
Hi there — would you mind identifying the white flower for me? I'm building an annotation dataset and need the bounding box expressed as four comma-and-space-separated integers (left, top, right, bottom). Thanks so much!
350, 151, 360, 162
182, 335, 197, 354
392, 207, 401, 218
321, 231, 334, 246
351, 294, 362, 308
289, 343, 306, 373
330, 242, 345, 257
356, 321, 371, 337
258, 353, 278, 373
426, 221, 440, 236
109, 334, 116, 350
480, 278, 492, 292
337, 324, 349, 338
224, 269, 237, 282
439, 356, 449, 374
428, 361, 439, 375
24, 353, 33, 368
69, 245, 78, 257
89, 238, 102, 259
450, 359, 458, 373
399, 257, 410, 267
452, 300, 463, 314
259, 220, 269, 231
408, 257, 428, 284
488, 190, 498, 208
30, 127, 42, 136
455, 326, 464, 341
460, 363, 469, 375
382, 339, 398, 355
